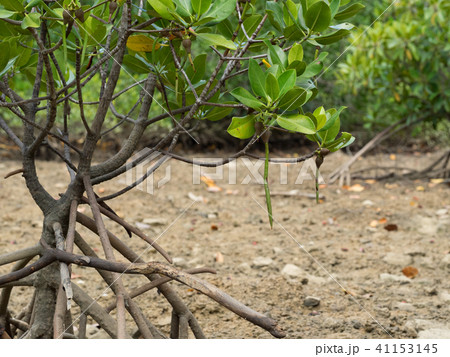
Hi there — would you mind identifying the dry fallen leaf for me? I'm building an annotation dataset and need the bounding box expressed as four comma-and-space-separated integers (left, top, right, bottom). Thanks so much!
201, 175, 222, 192
98, 187, 105, 193
348, 184, 365, 192
402, 266, 419, 279
389, 154, 396, 161
384, 224, 398, 231
378, 217, 387, 224
365, 179, 377, 184
369, 220, 378, 227
211, 224, 218, 231
430, 178, 444, 184
215, 252, 224, 263
416, 186, 425, 191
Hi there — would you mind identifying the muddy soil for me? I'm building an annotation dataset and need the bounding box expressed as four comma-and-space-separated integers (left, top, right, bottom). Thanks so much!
0, 150, 449, 339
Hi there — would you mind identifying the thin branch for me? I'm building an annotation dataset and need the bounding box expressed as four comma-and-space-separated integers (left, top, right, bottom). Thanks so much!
80, 196, 172, 263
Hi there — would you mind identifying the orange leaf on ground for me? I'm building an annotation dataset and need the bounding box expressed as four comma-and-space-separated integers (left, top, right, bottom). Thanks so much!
402, 266, 419, 279
211, 224, 218, 231
201, 175, 222, 192
378, 217, 387, 224
365, 179, 376, 184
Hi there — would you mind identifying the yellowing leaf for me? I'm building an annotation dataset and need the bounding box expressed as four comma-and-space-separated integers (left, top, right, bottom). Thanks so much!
126, 35, 161, 52
262, 59, 271, 68
394, 92, 401, 102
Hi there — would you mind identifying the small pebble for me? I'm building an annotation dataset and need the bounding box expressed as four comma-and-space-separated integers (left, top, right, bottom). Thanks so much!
304, 296, 321, 307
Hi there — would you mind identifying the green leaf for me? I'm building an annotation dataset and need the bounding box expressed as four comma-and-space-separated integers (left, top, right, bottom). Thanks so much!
21, 13, 41, 29
185, 54, 207, 84
334, 3, 365, 21
248, 59, 266, 98
204, 103, 234, 121
122, 55, 150, 73
0, 41, 10, 73
196, 33, 236, 50
1, 0, 24, 11
277, 69, 296, 98
265, 72, 279, 101
0, 56, 18, 79
324, 132, 355, 152
313, 106, 327, 130
283, 25, 305, 41
287, 60, 306, 76
230, 87, 264, 110
227, 115, 256, 139
266, 1, 284, 32
305, 1, 331, 32
173, 0, 192, 17
239, 14, 263, 41
216, 19, 234, 38
329, 0, 340, 18
318, 115, 340, 143
203, 0, 235, 24
283, 0, 299, 27
0, 9, 16, 18
276, 114, 316, 134
319, 106, 346, 132
301, 61, 323, 78
278, 87, 308, 109
147, 0, 176, 20
264, 40, 287, 70
315, 29, 350, 45
288, 43, 304, 64
192, 0, 211, 16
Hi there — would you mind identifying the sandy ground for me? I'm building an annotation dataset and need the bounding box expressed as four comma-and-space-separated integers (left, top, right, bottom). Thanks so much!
0, 149, 449, 339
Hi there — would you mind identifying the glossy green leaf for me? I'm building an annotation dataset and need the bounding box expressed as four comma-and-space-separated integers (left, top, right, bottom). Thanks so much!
248, 59, 266, 98
277, 114, 316, 134
147, 0, 175, 20
288, 43, 304, 64
329, 0, 341, 18
173, 0, 192, 17
287, 60, 306, 76
122, 55, 150, 73
0, 41, 10, 73
192, 0, 211, 16
230, 87, 264, 110
227, 115, 256, 139
196, 33, 236, 50
313, 106, 327, 130
185, 54, 207, 84
315, 29, 350, 44
277, 69, 296, 98
278, 87, 308, 109
301, 61, 323, 78
266, 1, 284, 32
204, 104, 234, 121
324, 132, 355, 152
318, 115, 340, 143
239, 15, 263, 41
0, 9, 16, 18
334, 3, 365, 21
0, 56, 18, 78
265, 72, 279, 101
319, 106, 346, 132
204, 0, 235, 24
21, 13, 40, 29
216, 19, 233, 38
264, 40, 287, 70
1, 0, 24, 11
305, 1, 331, 32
